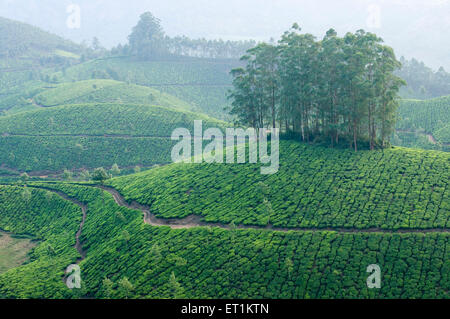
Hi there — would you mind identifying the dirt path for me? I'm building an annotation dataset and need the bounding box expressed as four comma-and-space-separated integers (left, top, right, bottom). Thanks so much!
96, 185, 450, 234
28, 186, 87, 261
30, 98, 51, 108
396, 129, 439, 145
426, 133, 437, 144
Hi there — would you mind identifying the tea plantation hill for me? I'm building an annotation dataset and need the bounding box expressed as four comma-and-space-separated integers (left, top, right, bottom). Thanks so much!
0, 91, 226, 174
0, 139, 448, 298
0, 79, 193, 115
50, 56, 240, 119
109, 139, 449, 230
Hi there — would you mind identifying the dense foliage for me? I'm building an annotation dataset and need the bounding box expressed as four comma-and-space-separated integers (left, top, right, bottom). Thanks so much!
229, 26, 405, 151
109, 140, 449, 230
0, 185, 81, 298
0, 182, 446, 299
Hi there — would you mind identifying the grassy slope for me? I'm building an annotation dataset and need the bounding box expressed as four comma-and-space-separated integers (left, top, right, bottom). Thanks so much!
0, 231, 36, 274
109, 140, 450, 230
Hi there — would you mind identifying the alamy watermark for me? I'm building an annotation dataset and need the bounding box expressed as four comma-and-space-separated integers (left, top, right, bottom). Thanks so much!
65, 264, 81, 289
171, 120, 279, 174
366, 3, 381, 29
66, 4, 81, 29
366, 264, 381, 289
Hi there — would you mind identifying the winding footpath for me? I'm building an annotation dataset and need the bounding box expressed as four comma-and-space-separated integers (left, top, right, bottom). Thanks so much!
28, 186, 87, 261
97, 185, 450, 234
22, 182, 449, 264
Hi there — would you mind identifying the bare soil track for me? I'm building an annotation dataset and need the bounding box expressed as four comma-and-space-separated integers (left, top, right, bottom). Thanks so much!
21, 182, 449, 264
96, 184, 450, 234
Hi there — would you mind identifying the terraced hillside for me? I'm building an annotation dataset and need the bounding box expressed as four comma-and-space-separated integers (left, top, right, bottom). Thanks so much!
0, 102, 226, 173
52, 56, 239, 119
110, 140, 449, 230
0, 140, 448, 298
394, 96, 450, 151
0, 80, 47, 115
0, 79, 194, 115
32, 79, 193, 111
0, 185, 81, 298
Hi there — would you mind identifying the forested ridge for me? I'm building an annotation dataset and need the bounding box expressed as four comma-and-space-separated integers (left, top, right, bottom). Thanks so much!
397, 57, 450, 99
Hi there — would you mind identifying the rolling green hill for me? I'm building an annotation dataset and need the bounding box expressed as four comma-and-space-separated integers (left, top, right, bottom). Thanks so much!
0, 80, 47, 115
0, 79, 194, 115
32, 79, 193, 111
109, 140, 449, 230
0, 185, 81, 298
52, 56, 239, 119
394, 96, 450, 151
0, 140, 448, 298
0, 17, 83, 90
0, 16, 82, 63
0, 102, 226, 173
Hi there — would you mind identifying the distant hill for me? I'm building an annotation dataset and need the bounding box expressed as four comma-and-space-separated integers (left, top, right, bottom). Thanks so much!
0, 79, 193, 116
32, 79, 193, 111
397, 58, 450, 100
52, 56, 240, 119
394, 96, 450, 151
0, 16, 82, 66
0, 17, 84, 91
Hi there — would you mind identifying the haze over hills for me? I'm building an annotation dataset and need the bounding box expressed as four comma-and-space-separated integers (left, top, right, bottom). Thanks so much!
0, 16, 82, 68
1, 0, 449, 70
0, 3, 448, 301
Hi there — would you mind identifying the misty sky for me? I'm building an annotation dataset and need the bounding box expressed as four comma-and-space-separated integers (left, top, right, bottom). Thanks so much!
1, 0, 449, 69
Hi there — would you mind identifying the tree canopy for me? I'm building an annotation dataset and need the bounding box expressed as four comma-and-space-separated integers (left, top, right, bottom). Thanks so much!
128, 12, 167, 59
228, 25, 406, 151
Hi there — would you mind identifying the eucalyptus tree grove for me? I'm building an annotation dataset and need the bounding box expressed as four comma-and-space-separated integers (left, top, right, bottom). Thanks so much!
228, 25, 406, 151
